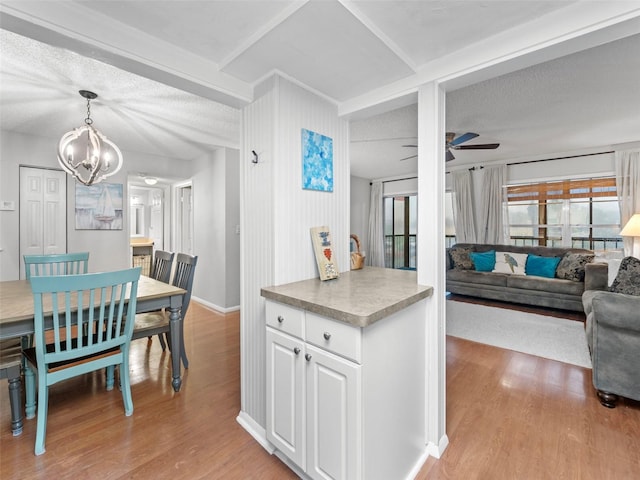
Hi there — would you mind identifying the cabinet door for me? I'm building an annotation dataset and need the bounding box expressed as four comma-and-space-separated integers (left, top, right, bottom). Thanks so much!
305, 344, 361, 480
266, 328, 305, 469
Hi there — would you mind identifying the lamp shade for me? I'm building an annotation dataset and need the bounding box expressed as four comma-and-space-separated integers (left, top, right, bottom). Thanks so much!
620, 213, 640, 237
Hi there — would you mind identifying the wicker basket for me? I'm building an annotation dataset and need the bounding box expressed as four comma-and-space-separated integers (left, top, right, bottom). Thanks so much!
350, 234, 365, 270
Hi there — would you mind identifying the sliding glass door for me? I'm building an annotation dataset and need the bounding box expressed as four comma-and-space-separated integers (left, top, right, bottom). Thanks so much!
383, 195, 417, 269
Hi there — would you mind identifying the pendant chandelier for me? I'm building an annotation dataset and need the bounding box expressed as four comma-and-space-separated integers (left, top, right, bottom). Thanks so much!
57, 90, 123, 186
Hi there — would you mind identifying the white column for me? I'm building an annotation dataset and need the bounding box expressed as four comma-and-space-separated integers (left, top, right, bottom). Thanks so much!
417, 81, 449, 458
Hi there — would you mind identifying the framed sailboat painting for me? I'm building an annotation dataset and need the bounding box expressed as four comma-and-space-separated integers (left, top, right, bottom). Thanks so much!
75, 182, 123, 230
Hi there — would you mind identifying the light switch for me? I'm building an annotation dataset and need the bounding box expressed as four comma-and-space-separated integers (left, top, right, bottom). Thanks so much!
0, 201, 15, 211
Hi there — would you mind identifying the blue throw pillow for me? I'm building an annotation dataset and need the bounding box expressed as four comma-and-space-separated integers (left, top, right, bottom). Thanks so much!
469, 250, 496, 272
525, 254, 561, 278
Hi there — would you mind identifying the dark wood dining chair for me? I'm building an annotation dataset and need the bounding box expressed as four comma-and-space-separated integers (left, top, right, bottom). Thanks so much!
149, 250, 174, 283
0, 339, 23, 436
23, 252, 89, 279
132, 253, 198, 369
23, 267, 141, 455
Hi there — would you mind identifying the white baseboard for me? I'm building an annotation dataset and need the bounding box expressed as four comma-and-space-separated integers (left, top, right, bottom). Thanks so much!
192, 296, 240, 314
236, 410, 275, 454
426, 433, 449, 459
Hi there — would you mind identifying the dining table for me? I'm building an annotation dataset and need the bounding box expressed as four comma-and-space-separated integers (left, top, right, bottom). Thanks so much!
0, 275, 187, 398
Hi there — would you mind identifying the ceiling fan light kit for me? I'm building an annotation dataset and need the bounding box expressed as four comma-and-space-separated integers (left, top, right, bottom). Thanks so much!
400, 132, 500, 162
445, 131, 500, 161
57, 90, 123, 186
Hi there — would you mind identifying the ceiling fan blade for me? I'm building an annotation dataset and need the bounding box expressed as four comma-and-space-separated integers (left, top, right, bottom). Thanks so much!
399, 154, 417, 161
449, 132, 479, 146
446, 149, 455, 162
452, 143, 500, 150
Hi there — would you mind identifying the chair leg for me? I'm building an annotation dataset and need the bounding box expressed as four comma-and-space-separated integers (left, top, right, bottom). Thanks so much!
179, 321, 189, 369
106, 366, 115, 391
158, 333, 167, 351
6, 365, 23, 436
24, 363, 36, 420
34, 375, 48, 455
119, 361, 133, 416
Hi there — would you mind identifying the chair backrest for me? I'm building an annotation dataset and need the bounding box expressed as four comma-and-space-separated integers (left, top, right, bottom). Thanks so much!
172, 253, 198, 316
29, 267, 141, 376
24, 252, 90, 280
150, 250, 174, 283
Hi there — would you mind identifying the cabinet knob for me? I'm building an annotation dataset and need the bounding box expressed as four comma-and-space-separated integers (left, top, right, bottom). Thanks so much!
277, 315, 284, 323
323, 332, 331, 340
293, 347, 300, 355
305, 353, 312, 362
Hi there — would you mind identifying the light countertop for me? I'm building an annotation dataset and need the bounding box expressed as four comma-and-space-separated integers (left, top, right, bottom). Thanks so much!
261, 267, 433, 328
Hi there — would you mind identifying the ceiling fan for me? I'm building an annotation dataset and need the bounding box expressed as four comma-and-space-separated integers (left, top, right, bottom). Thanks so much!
400, 132, 499, 161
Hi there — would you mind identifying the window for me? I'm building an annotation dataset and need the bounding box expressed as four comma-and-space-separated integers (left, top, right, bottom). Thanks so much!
383, 195, 417, 269
506, 178, 621, 250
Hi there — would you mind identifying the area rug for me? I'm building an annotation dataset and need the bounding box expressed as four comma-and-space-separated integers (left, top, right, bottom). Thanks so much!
446, 300, 592, 368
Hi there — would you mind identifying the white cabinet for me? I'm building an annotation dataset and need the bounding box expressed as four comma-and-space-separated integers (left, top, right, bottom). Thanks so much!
266, 298, 426, 480
266, 302, 361, 480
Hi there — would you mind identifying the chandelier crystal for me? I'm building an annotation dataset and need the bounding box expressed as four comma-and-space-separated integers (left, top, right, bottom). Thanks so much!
57, 90, 123, 186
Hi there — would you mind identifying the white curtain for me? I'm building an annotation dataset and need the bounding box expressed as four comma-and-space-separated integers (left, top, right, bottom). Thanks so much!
367, 181, 385, 267
451, 170, 477, 243
615, 150, 640, 256
478, 165, 507, 244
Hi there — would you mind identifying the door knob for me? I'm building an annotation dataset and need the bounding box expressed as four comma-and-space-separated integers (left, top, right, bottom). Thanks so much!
323, 332, 331, 340
305, 354, 312, 361
293, 347, 300, 355
277, 315, 284, 323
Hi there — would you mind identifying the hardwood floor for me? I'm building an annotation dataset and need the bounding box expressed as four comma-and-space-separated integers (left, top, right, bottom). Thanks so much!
1, 299, 638, 479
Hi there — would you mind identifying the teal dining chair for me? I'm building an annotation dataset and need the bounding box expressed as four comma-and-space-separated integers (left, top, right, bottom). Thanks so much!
24, 252, 89, 279
23, 267, 141, 455
133, 253, 198, 369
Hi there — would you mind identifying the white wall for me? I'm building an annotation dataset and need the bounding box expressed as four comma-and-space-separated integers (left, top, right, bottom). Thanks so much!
0, 129, 241, 315
0, 130, 130, 279
191, 147, 240, 311
350, 175, 370, 259
240, 74, 349, 429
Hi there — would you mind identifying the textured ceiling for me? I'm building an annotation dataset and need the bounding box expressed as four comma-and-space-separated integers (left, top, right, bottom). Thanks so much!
1, 1, 639, 182
350, 32, 640, 178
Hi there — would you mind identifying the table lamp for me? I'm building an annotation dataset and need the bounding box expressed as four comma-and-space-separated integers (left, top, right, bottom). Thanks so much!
620, 213, 640, 258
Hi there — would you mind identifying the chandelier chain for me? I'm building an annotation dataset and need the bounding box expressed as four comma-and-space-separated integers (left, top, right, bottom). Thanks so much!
85, 97, 93, 125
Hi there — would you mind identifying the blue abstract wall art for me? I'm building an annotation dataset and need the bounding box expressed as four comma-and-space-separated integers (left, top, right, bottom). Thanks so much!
302, 128, 333, 192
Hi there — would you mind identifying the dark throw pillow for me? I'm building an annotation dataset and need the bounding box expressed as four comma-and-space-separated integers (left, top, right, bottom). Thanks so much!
555, 253, 595, 282
449, 246, 474, 270
609, 256, 640, 296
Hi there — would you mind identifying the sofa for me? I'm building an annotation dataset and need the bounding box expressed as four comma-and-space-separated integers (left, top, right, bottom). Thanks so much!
446, 243, 598, 312
582, 257, 640, 407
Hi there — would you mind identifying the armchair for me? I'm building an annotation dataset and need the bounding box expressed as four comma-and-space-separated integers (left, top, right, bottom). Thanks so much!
582, 261, 640, 407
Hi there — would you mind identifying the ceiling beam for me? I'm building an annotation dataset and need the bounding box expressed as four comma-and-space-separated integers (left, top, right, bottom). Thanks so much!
339, 3, 640, 118
0, 1, 253, 108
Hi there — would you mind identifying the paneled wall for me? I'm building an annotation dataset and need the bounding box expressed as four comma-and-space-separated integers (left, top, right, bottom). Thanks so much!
240, 75, 349, 429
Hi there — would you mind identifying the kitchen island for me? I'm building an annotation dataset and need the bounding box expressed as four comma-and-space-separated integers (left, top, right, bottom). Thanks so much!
261, 267, 433, 480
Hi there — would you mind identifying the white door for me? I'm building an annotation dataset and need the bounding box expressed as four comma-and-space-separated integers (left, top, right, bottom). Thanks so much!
178, 185, 193, 255
149, 190, 163, 250
19, 167, 67, 279
266, 328, 306, 469
306, 344, 361, 480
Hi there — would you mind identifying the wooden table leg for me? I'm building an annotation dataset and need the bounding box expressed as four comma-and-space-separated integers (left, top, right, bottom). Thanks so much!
168, 306, 182, 392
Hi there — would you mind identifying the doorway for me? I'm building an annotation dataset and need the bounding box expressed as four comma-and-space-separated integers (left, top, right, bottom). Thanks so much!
174, 182, 194, 256
19, 166, 67, 279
